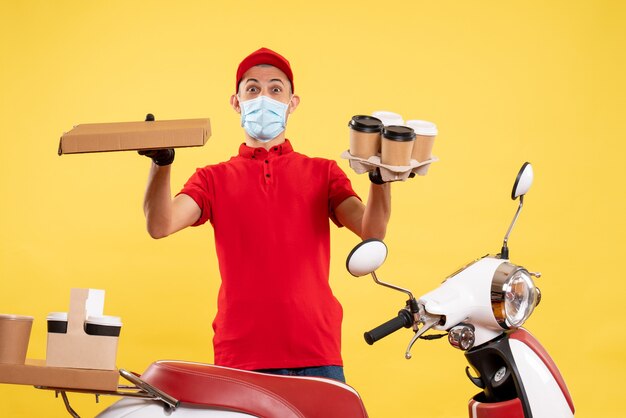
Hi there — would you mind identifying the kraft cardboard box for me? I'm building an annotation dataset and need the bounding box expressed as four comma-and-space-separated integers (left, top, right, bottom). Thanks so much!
58, 118, 211, 155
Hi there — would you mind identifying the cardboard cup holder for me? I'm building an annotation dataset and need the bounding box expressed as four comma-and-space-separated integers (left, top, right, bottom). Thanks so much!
346, 114, 439, 179
340, 150, 439, 182
46, 288, 121, 370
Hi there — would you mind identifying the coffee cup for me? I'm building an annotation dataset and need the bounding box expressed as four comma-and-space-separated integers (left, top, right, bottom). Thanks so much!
406, 120, 438, 163
47, 312, 68, 334
381, 125, 416, 166
372, 111, 404, 126
348, 115, 383, 159
85, 315, 122, 337
0, 314, 34, 364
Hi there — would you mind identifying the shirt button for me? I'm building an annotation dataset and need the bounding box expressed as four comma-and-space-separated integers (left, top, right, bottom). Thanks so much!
265, 160, 269, 164
266, 174, 271, 177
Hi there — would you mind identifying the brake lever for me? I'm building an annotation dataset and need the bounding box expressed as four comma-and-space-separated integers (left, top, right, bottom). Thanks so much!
405, 314, 441, 359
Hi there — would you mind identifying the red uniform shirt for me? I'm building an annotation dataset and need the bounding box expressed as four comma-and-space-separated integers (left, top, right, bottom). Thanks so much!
179, 140, 359, 370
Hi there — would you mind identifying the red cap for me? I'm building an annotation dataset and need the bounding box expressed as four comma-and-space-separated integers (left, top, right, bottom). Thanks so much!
236, 47, 294, 93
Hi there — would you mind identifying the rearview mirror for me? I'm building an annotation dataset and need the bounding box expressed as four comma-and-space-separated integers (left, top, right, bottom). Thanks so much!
512, 162, 534, 200
346, 239, 388, 277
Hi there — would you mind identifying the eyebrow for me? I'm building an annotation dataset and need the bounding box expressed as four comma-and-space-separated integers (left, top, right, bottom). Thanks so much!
243, 78, 285, 85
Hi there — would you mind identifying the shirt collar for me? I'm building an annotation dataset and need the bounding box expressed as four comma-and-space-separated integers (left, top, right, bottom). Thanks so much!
238, 139, 294, 159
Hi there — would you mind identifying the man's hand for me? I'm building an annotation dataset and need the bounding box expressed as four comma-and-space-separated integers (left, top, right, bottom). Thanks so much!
138, 113, 175, 166
369, 168, 416, 184
369, 168, 386, 185
138, 148, 175, 166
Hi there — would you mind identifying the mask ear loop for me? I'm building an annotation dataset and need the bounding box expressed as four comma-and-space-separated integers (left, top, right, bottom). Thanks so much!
286, 94, 295, 117
283, 94, 295, 128
237, 94, 246, 127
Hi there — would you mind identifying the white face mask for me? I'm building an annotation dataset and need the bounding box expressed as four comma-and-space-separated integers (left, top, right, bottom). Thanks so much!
239, 95, 291, 142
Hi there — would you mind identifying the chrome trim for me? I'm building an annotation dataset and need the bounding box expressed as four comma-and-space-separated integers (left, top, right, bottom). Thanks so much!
444, 254, 491, 282
448, 324, 475, 351
503, 195, 524, 248
536, 287, 542, 307
119, 369, 179, 409
371, 271, 414, 301
405, 313, 441, 359
490, 262, 535, 329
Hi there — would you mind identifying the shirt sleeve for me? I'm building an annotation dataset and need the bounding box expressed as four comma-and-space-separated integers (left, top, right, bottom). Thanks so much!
177, 167, 212, 227
328, 160, 361, 227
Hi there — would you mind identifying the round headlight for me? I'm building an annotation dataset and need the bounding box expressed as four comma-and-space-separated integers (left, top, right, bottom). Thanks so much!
491, 263, 537, 329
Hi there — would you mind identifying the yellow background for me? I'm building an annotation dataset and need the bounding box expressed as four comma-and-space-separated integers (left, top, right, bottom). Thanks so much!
1, 1, 624, 417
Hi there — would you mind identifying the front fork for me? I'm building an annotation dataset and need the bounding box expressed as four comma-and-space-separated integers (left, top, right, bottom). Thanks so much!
463, 329, 574, 418
464, 331, 529, 417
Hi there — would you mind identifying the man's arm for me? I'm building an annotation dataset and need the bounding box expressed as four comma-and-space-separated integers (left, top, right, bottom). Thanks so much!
335, 182, 391, 240
143, 163, 201, 239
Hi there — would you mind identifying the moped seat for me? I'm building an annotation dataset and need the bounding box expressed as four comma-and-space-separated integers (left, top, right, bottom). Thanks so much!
141, 360, 369, 418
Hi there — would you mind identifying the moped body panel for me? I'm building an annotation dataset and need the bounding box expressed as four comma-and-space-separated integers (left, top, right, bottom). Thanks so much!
468, 397, 524, 418
465, 329, 574, 418
420, 257, 506, 346
97, 398, 254, 417
509, 330, 574, 417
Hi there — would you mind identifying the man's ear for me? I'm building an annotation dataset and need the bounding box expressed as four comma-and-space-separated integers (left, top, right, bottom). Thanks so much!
288, 95, 301, 115
230, 94, 241, 114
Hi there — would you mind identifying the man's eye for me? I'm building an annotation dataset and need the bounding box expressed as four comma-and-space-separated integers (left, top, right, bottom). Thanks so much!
247, 86, 259, 93
272, 87, 282, 93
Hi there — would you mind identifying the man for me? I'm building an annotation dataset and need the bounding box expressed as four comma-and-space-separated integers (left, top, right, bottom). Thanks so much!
141, 48, 391, 382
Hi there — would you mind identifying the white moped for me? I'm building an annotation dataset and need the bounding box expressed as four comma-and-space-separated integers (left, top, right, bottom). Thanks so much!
42, 162, 572, 418
345, 162, 574, 418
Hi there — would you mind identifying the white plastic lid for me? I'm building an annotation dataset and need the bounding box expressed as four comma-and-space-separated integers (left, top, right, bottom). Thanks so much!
86, 315, 122, 327
372, 111, 404, 126
0, 313, 34, 321
406, 120, 438, 136
47, 312, 68, 321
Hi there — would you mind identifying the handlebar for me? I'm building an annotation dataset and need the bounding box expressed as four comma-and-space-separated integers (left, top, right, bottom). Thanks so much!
364, 309, 414, 345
